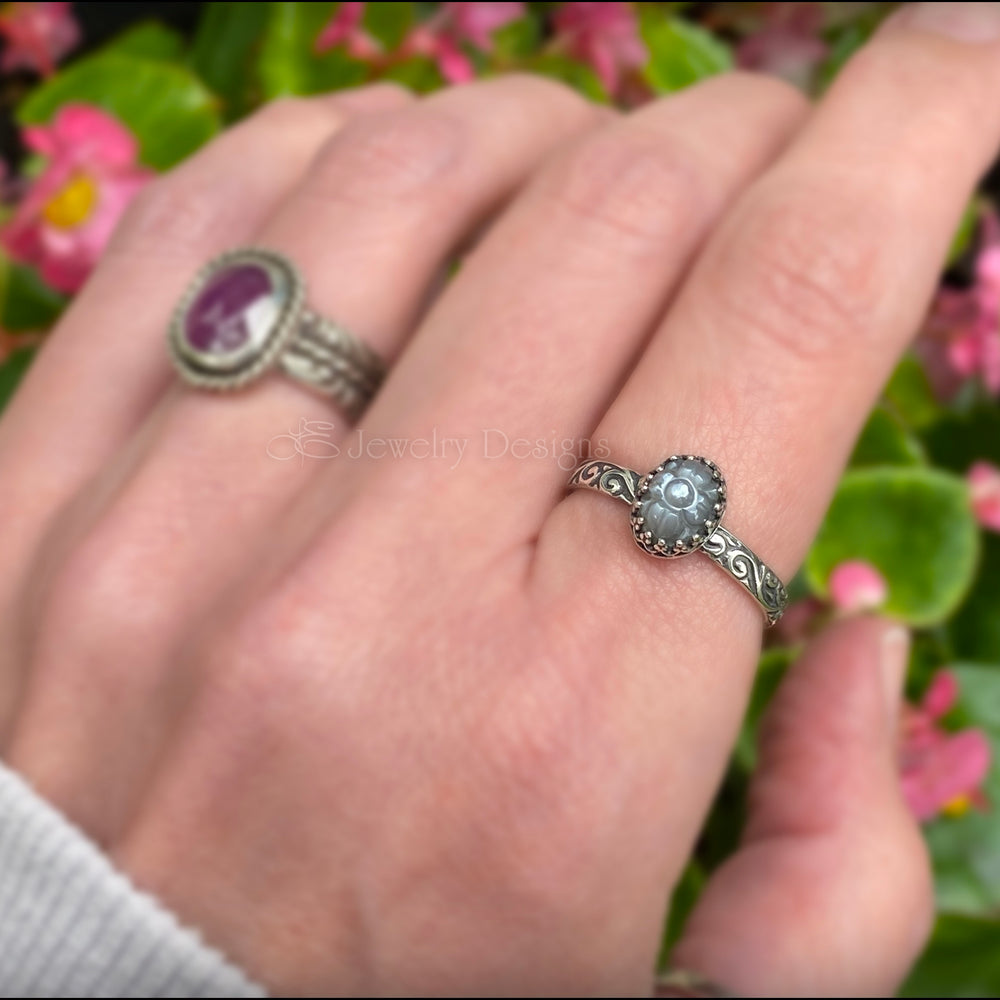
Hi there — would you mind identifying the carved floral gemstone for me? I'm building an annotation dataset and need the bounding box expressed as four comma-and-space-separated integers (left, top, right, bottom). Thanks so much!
634, 456, 722, 552
184, 262, 280, 357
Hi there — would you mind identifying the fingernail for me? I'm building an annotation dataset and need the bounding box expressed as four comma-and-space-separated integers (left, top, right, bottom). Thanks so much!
888, 2, 1000, 43
880, 625, 910, 723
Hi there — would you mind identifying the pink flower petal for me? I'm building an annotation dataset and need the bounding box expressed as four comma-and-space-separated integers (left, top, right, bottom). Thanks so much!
0, 103, 152, 293
0, 2, 80, 76
446, 2, 525, 51
901, 729, 992, 821
49, 104, 140, 168
553, 2, 647, 97
969, 461, 1000, 532
923, 210, 1000, 396
432, 32, 475, 83
922, 670, 959, 720
828, 560, 888, 613
315, 1, 378, 58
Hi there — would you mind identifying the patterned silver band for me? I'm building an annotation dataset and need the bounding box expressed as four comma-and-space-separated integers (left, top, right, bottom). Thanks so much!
280, 307, 386, 420
568, 457, 787, 626
168, 248, 386, 420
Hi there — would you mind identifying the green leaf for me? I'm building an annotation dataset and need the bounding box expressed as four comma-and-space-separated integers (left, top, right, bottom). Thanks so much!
923, 407, 1000, 474
0, 347, 36, 413
949, 199, 980, 268
659, 860, 707, 960
528, 53, 606, 102
257, 2, 368, 99
849, 406, 926, 468
923, 664, 1000, 916
805, 467, 979, 626
363, 1, 414, 49
902, 915, 1000, 997
0, 260, 65, 332
885, 353, 941, 430
191, 2, 271, 120
18, 53, 221, 170
491, 12, 541, 62
381, 55, 443, 92
950, 535, 1000, 663
101, 22, 185, 62
642, 16, 732, 94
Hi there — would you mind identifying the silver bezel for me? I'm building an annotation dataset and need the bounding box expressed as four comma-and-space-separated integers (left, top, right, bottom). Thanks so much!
630, 454, 727, 558
168, 247, 305, 391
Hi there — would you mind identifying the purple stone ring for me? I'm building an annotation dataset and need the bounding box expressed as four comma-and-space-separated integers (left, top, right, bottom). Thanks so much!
168, 248, 386, 418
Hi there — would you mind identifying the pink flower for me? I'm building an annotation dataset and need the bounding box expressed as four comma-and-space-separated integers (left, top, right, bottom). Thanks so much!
552, 2, 647, 97
401, 24, 476, 84
0, 2, 80, 76
314, 1, 380, 59
0, 105, 153, 294
403, 2, 525, 84
737, 2, 827, 89
969, 461, 1000, 532
446, 2, 525, 49
899, 670, 992, 822
828, 560, 888, 613
924, 212, 1000, 395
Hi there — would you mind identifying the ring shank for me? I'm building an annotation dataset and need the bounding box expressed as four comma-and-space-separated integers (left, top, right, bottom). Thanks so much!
281, 308, 386, 420
568, 459, 788, 626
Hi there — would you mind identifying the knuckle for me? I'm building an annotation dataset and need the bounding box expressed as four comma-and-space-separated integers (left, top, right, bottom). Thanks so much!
108, 177, 220, 260
309, 108, 464, 206
706, 182, 889, 364
541, 128, 704, 258
35, 525, 161, 669
716, 69, 809, 117
255, 94, 344, 132
485, 71, 593, 121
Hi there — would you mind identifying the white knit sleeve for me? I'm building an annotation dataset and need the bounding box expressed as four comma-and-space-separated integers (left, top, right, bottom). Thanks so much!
0, 764, 267, 999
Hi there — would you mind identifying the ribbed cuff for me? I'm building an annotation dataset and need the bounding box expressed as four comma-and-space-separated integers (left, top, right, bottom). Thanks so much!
0, 764, 266, 999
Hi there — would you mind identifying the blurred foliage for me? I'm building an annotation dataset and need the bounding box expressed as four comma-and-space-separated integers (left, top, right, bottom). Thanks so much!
806, 467, 979, 626
0, 3, 998, 996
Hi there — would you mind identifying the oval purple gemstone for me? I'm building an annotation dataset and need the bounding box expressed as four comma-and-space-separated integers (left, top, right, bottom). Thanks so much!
184, 263, 274, 355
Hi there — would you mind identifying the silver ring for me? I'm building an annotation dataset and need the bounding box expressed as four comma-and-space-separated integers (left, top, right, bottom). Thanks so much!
168, 248, 386, 419
568, 455, 788, 625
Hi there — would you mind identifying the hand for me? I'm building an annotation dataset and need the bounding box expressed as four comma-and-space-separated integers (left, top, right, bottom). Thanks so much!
3, 3, 999, 995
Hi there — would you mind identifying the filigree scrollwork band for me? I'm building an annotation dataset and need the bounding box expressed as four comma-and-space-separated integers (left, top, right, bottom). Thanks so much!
567, 457, 787, 626
700, 525, 787, 626
567, 460, 644, 506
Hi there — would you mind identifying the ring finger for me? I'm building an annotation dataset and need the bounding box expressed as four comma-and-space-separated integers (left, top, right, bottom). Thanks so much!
6, 77, 600, 836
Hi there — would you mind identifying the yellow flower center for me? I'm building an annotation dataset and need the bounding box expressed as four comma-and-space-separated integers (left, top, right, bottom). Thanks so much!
42, 173, 98, 229
941, 794, 972, 818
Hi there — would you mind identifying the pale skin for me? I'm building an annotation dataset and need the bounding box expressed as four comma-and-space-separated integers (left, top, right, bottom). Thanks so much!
1, 2, 999, 996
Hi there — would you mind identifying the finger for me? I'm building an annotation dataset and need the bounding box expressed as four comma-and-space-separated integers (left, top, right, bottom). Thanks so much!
0, 84, 406, 490
337, 73, 807, 559
0, 88, 405, 610
536, 2, 1000, 785
549, 1, 1000, 591
4, 78, 600, 837
670, 617, 932, 998
0, 88, 405, 745
526, 4, 1000, 969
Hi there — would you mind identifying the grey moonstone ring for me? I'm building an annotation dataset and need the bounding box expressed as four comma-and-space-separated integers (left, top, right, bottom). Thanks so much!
567, 455, 788, 625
